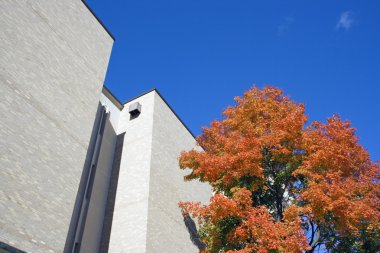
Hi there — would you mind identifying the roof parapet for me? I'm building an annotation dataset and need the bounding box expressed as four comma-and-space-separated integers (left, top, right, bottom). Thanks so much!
81, 0, 115, 41
102, 86, 123, 110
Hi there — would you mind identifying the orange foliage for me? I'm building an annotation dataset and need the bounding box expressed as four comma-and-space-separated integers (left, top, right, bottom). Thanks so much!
179, 86, 380, 252
179, 87, 307, 188
179, 189, 310, 253
296, 115, 380, 236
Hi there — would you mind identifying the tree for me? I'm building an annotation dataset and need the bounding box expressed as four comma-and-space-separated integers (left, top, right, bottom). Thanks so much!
179, 86, 380, 253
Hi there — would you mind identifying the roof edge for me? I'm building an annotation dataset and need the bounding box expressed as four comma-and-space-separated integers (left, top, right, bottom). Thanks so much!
102, 86, 124, 110
81, 0, 115, 41
122, 89, 197, 139
153, 89, 197, 139
122, 88, 157, 105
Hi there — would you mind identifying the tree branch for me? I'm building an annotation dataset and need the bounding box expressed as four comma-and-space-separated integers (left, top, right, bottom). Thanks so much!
307, 221, 321, 253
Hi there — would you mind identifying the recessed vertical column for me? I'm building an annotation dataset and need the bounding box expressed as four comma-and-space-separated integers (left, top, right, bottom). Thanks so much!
65, 105, 107, 253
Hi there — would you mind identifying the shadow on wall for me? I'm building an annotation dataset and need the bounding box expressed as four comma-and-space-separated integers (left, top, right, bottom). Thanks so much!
99, 132, 126, 253
183, 214, 206, 251
0, 241, 27, 253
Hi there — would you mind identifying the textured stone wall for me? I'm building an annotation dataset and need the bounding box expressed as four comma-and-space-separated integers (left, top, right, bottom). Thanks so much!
146, 92, 212, 253
0, 0, 113, 252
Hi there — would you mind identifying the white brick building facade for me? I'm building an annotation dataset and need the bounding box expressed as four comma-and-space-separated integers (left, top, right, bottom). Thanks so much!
0, 1, 211, 252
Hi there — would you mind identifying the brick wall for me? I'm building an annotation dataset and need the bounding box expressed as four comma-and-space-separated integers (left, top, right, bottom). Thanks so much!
0, 1, 113, 252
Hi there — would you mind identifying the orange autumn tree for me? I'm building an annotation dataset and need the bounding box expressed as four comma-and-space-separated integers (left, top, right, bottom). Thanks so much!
179, 86, 380, 253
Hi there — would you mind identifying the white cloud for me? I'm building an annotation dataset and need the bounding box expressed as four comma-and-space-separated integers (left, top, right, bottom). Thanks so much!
336, 11, 354, 31
277, 16, 294, 36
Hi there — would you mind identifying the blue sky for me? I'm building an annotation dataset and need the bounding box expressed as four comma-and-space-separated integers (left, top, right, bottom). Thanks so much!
87, 0, 380, 161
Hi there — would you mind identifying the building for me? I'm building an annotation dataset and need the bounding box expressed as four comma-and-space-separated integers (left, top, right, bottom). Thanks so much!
0, 1, 211, 252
